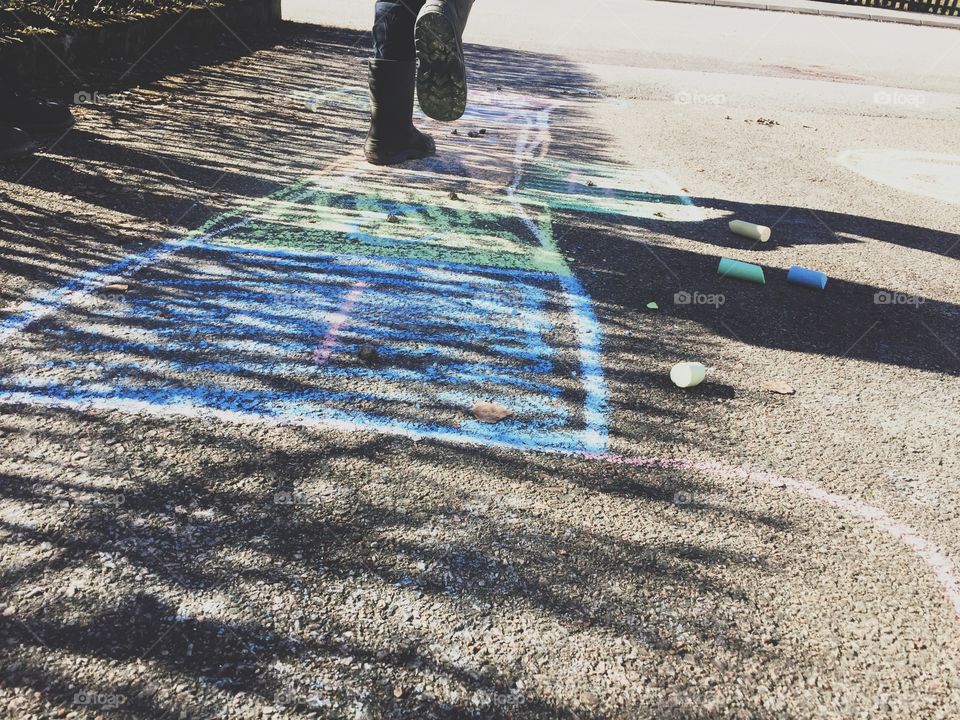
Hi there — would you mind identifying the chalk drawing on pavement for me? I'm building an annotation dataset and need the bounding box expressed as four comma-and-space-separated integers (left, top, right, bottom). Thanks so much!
518, 161, 705, 221
0, 89, 705, 454
194, 179, 570, 275
2, 89, 960, 626
300, 87, 369, 114
0, 241, 603, 452
0, 93, 634, 454
836, 150, 960, 205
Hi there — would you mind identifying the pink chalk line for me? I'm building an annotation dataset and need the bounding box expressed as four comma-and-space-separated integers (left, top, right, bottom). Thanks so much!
313, 281, 369, 366
587, 452, 960, 618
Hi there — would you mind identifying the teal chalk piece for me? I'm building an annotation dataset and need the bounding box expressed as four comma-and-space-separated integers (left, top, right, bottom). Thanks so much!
717, 258, 765, 285
787, 265, 828, 290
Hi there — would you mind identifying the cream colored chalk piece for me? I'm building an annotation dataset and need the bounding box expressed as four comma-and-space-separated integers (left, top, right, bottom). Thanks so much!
729, 219, 771, 243
670, 362, 706, 389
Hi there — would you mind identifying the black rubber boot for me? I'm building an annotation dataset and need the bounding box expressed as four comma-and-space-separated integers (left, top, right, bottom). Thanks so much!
365, 59, 436, 166
0, 93, 75, 134
0, 125, 39, 162
415, 0, 474, 122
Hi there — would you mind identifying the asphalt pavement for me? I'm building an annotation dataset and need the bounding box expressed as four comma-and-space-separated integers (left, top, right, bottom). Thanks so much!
1, 1, 959, 718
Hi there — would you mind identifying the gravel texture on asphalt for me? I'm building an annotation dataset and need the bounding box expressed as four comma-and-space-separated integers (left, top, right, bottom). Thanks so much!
1, 19, 959, 720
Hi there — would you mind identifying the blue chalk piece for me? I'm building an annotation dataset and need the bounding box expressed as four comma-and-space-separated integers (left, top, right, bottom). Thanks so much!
787, 265, 828, 290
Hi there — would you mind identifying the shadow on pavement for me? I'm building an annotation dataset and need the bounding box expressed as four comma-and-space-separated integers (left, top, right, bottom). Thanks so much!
0, 19, 954, 720
0, 406, 793, 718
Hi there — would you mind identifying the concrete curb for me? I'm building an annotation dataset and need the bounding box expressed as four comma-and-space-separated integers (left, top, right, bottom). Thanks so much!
0, 0, 282, 90
656, 0, 960, 29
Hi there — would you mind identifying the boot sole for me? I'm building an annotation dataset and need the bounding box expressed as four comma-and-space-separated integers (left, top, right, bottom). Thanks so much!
364, 137, 437, 167
415, 10, 467, 122
364, 148, 431, 166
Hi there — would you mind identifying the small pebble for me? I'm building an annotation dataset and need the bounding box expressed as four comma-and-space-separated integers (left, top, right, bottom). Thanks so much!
358, 344, 379, 365
763, 380, 796, 395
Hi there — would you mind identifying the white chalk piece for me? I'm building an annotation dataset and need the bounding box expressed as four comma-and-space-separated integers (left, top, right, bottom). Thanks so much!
670, 362, 706, 388
729, 219, 771, 243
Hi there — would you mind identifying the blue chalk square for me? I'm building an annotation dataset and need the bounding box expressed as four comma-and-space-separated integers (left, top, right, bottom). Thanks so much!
0, 243, 608, 453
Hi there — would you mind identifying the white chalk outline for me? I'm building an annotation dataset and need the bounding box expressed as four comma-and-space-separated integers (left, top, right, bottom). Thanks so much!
590, 454, 960, 619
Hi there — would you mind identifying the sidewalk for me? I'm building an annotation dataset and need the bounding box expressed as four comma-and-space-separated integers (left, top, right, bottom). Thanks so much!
660, 0, 960, 28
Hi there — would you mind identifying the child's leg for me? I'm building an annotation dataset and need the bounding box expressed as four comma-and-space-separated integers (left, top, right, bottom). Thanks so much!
373, 0, 426, 61
365, 0, 435, 166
